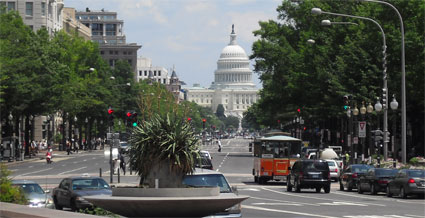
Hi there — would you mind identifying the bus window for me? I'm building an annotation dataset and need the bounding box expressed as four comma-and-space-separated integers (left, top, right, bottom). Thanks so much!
289, 142, 302, 158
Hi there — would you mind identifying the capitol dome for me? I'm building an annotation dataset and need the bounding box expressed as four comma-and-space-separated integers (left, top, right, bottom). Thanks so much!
212, 24, 255, 90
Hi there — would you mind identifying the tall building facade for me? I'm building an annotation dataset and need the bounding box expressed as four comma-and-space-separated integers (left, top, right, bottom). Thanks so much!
62, 7, 91, 40
136, 57, 169, 85
185, 25, 259, 120
75, 8, 141, 76
0, 0, 64, 35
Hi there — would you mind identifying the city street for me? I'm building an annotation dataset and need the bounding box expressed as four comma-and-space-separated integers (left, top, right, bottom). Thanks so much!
6, 138, 425, 218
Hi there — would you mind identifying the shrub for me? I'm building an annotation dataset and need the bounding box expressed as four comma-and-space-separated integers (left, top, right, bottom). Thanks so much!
409, 157, 419, 165
0, 164, 27, 204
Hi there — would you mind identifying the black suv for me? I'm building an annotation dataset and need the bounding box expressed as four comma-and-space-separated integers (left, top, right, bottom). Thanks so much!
287, 159, 331, 193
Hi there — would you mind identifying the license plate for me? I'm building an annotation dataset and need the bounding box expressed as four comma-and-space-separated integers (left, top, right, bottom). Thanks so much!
312, 174, 319, 178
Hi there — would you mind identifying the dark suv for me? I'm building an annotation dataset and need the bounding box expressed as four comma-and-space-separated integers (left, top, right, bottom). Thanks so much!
287, 160, 331, 193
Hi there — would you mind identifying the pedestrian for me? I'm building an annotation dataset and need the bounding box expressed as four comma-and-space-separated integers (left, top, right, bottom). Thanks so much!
120, 152, 126, 175
66, 140, 72, 155
218, 140, 222, 152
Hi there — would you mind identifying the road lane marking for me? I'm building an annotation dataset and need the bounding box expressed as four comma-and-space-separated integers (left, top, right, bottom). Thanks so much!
58, 166, 87, 175
252, 202, 302, 206
242, 205, 338, 218
248, 196, 319, 206
216, 152, 230, 171
28, 166, 33, 168
16, 168, 53, 176
261, 187, 386, 207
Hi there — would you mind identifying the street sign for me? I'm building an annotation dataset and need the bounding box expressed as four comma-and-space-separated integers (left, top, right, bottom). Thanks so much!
359, 121, 366, 138
353, 137, 358, 144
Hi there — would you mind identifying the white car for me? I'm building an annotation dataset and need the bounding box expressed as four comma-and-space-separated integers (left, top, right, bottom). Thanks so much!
200, 150, 212, 160
325, 159, 340, 181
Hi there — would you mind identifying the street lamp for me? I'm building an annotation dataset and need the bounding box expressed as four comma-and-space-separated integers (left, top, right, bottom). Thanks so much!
359, 0, 406, 165
313, 7, 390, 161
390, 95, 398, 164
321, 20, 358, 26
8, 112, 15, 161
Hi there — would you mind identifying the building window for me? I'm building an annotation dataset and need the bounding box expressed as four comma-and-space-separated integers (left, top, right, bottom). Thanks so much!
7, 2, 15, 11
154, 71, 156, 76
109, 50, 113, 55
139, 71, 142, 76
158, 71, 161, 76
225, 99, 228, 103
128, 59, 132, 65
25, 2, 33, 16
105, 24, 116, 36
128, 51, 132, 55
41, 2, 46, 16
100, 51, 104, 55
144, 71, 147, 76
114, 51, 118, 55
29, 25, 33, 30
109, 59, 114, 67
163, 79, 166, 84
92, 23, 103, 36
123, 51, 127, 55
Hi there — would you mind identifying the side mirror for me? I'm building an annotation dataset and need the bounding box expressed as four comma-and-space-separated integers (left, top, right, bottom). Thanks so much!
231, 186, 238, 195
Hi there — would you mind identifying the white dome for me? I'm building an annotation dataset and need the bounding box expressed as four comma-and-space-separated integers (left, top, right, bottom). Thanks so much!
220, 45, 248, 59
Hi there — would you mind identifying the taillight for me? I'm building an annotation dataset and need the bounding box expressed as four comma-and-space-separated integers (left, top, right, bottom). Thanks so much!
377, 180, 388, 184
352, 173, 358, 178
334, 168, 338, 173
408, 178, 415, 183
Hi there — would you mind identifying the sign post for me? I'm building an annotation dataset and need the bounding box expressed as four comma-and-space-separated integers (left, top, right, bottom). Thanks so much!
359, 121, 366, 138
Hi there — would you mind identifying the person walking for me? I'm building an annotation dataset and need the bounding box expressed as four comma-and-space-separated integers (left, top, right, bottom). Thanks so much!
218, 140, 222, 152
120, 152, 126, 175
66, 140, 72, 155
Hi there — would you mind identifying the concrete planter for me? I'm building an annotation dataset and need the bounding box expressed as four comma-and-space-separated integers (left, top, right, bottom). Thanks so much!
112, 186, 220, 197
85, 186, 249, 217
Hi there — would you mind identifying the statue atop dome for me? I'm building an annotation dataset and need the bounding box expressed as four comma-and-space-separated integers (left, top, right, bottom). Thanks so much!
231, 24, 235, 34
229, 24, 237, 45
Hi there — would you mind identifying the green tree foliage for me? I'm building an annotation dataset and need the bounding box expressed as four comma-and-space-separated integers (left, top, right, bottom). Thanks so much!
0, 164, 27, 204
215, 104, 225, 118
249, 0, 424, 146
221, 116, 240, 130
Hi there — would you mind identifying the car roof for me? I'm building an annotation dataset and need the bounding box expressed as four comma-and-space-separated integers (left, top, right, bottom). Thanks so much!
12, 180, 38, 184
64, 176, 105, 180
296, 159, 327, 163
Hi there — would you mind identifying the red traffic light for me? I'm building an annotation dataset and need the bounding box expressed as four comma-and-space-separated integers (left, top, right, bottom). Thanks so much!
202, 118, 206, 123
108, 108, 114, 114
187, 117, 192, 121
297, 108, 301, 113
127, 112, 132, 117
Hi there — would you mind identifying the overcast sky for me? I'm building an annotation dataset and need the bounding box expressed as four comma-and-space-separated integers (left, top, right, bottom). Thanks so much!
65, 0, 282, 88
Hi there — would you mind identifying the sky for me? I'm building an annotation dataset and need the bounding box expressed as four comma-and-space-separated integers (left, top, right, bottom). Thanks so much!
65, 0, 283, 88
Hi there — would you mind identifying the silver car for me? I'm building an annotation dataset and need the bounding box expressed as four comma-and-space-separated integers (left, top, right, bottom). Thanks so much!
326, 159, 340, 181
12, 180, 54, 209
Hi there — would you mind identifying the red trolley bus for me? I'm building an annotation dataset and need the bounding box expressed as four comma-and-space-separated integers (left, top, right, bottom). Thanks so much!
252, 134, 302, 184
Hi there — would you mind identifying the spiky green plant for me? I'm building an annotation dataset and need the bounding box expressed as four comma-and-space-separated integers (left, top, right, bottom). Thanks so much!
129, 113, 200, 188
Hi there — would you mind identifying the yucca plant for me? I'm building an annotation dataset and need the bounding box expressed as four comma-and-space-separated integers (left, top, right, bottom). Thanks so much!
129, 113, 200, 188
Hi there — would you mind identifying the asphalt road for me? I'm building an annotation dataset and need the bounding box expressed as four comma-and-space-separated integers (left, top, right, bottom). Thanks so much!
6, 137, 425, 218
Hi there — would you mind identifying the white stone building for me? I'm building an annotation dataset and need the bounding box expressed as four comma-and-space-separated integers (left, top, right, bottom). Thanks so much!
136, 57, 169, 85
0, 0, 64, 35
184, 25, 259, 119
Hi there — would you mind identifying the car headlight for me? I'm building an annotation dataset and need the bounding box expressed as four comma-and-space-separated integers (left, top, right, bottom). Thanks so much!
75, 196, 85, 201
46, 198, 54, 204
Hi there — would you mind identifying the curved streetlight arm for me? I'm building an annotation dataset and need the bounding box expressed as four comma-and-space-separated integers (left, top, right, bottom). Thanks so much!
321, 20, 358, 26
359, 0, 407, 168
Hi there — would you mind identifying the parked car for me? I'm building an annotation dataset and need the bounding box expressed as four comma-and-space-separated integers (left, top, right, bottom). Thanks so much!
339, 164, 374, 191
386, 169, 425, 198
287, 159, 331, 193
12, 180, 54, 209
325, 159, 340, 181
200, 150, 212, 160
357, 168, 398, 194
195, 155, 214, 170
119, 141, 130, 153
52, 176, 112, 211
183, 168, 242, 217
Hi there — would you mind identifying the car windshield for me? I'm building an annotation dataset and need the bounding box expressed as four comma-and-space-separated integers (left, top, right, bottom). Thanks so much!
407, 170, 425, 178
72, 178, 110, 190
352, 165, 372, 173
183, 174, 232, 193
15, 184, 44, 194
375, 169, 398, 176
303, 161, 328, 171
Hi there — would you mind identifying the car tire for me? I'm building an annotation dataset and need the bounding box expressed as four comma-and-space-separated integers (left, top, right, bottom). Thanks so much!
316, 187, 321, 193
400, 187, 407, 199
70, 199, 77, 211
370, 184, 377, 195
386, 186, 392, 197
295, 180, 301, 193
324, 185, 331, 193
347, 183, 352, 192
287, 177, 292, 192
339, 181, 344, 191
358, 184, 363, 194
53, 197, 62, 210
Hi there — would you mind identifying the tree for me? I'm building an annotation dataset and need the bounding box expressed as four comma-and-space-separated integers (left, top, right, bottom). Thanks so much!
0, 164, 27, 204
129, 84, 200, 188
215, 104, 225, 118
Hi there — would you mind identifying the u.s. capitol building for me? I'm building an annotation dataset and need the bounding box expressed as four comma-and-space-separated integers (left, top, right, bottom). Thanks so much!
184, 25, 259, 119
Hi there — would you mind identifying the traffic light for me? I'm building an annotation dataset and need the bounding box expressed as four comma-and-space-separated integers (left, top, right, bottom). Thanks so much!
108, 107, 114, 126
372, 130, 383, 146
297, 108, 301, 113
202, 118, 206, 129
343, 95, 350, 110
187, 117, 192, 122
132, 113, 138, 127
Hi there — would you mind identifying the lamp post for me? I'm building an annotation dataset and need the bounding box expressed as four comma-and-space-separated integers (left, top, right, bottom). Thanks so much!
390, 95, 398, 166
366, 102, 374, 158
74, 116, 78, 152
358, 0, 406, 165
85, 117, 89, 150
353, 104, 359, 163
360, 102, 367, 162
8, 112, 15, 161
312, 7, 390, 161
